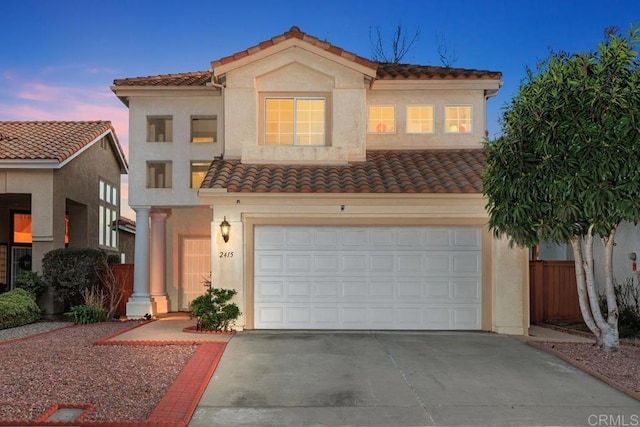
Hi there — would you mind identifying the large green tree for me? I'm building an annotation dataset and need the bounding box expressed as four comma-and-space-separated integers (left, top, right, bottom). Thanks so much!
483, 26, 640, 351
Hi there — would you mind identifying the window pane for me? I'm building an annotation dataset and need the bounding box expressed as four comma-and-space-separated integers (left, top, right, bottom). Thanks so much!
99, 206, 105, 245
99, 181, 105, 201
368, 106, 395, 133
191, 117, 217, 143
407, 106, 434, 133
265, 97, 325, 146
13, 214, 32, 244
445, 106, 472, 133
111, 209, 117, 249
190, 161, 210, 189
147, 162, 172, 188
147, 117, 173, 142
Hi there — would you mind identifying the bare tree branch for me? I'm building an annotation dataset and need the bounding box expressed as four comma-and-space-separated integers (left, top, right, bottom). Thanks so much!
436, 32, 458, 68
369, 24, 420, 63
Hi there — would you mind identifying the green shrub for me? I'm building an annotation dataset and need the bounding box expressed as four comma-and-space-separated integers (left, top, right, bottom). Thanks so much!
42, 248, 107, 306
66, 304, 108, 324
189, 280, 240, 332
14, 271, 47, 298
0, 288, 41, 330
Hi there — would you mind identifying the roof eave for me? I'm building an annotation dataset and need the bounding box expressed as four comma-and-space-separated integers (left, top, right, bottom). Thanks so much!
0, 159, 59, 169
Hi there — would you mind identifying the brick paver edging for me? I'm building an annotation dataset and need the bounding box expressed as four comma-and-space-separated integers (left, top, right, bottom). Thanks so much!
527, 340, 640, 402
0, 321, 228, 427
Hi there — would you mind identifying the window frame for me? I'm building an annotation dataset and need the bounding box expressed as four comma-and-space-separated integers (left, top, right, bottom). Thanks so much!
444, 105, 473, 134
146, 116, 173, 142
146, 161, 173, 189
191, 116, 217, 144
406, 105, 435, 134
98, 179, 118, 250
260, 94, 330, 147
190, 161, 210, 189
368, 105, 396, 134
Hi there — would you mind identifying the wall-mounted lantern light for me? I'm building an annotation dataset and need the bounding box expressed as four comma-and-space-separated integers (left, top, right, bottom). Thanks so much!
220, 217, 231, 243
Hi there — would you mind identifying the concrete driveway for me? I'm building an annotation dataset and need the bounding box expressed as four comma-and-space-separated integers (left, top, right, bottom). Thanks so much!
190, 331, 640, 426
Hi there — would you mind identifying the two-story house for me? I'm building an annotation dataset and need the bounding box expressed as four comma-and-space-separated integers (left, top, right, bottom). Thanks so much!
0, 121, 127, 314
112, 27, 528, 334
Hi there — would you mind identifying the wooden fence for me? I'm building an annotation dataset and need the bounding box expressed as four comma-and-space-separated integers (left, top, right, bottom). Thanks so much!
529, 260, 583, 324
111, 263, 134, 317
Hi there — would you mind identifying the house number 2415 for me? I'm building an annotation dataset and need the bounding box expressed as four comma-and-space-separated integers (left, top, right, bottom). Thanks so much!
219, 252, 234, 258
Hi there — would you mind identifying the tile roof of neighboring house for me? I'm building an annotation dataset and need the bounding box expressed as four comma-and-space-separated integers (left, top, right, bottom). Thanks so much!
113, 70, 212, 87
201, 150, 485, 194
0, 121, 128, 170
111, 27, 501, 88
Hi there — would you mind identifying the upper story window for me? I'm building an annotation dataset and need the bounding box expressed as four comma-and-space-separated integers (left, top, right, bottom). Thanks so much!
147, 116, 173, 142
190, 161, 210, 189
407, 105, 434, 134
445, 106, 472, 133
265, 97, 326, 146
368, 106, 395, 134
147, 161, 172, 188
191, 116, 217, 143
99, 179, 118, 250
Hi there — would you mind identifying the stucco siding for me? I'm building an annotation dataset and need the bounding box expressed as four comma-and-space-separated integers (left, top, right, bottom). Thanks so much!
128, 95, 222, 207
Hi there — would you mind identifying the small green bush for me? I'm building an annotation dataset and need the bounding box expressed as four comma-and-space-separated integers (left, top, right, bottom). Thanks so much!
42, 247, 107, 306
189, 281, 240, 332
66, 304, 108, 325
14, 271, 47, 298
0, 288, 41, 330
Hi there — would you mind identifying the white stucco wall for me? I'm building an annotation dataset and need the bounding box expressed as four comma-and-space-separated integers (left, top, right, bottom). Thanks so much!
127, 93, 222, 207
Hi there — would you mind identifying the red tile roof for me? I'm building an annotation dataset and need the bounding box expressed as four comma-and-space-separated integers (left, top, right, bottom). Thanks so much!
210, 26, 378, 71
112, 27, 501, 87
376, 63, 501, 80
113, 70, 212, 87
201, 150, 485, 194
0, 121, 127, 169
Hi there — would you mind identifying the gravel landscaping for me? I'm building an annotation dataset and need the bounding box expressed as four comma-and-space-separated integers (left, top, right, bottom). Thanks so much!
0, 321, 197, 423
538, 340, 640, 397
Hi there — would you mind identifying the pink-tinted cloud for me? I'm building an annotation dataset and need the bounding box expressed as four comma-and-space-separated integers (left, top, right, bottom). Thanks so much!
0, 74, 133, 218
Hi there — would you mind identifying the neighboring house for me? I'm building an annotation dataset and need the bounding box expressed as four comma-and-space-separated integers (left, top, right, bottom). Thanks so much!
112, 26, 529, 334
116, 217, 136, 263
0, 121, 128, 313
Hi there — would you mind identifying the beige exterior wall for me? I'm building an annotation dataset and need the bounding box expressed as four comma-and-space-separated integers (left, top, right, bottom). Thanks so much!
199, 192, 528, 334
222, 41, 371, 164
366, 87, 489, 150
127, 93, 222, 207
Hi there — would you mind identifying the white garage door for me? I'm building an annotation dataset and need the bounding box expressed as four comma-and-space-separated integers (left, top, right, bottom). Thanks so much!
254, 226, 482, 330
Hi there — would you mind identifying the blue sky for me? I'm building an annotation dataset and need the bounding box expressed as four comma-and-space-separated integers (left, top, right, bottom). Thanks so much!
1, 0, 638, 218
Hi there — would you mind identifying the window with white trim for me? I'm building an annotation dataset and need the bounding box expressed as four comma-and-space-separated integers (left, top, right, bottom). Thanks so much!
99, 179, 118, 250
147, 161, 172, 188
407, 105, 434, 134
265, 97, 326, 146
368, 106, 395, 133
445, 106, 472, 133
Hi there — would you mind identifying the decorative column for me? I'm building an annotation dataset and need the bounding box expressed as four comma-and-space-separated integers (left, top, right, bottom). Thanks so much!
150, 210, 170, 314
126, 206, 156, 318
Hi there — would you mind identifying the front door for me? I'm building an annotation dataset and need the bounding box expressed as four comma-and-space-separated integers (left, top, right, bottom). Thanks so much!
180, 236, 211, 310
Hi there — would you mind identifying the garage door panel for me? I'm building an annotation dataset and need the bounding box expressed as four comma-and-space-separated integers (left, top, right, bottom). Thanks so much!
286, 254, 311, 272
254, 226, 482, 330
256, 254, 284, 273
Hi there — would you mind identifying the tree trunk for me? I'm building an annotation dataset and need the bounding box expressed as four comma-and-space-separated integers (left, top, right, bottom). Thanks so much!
570, 236, 601, 343
601, 228, 620, 351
